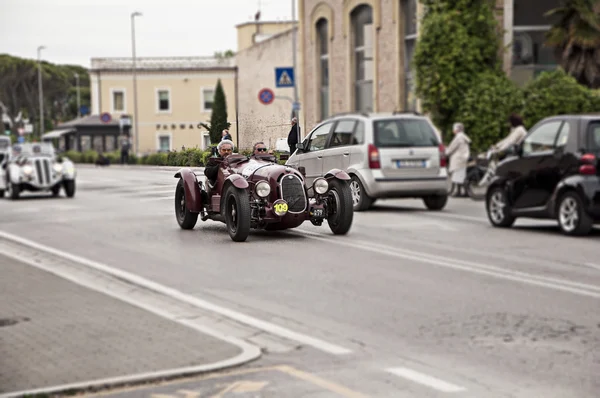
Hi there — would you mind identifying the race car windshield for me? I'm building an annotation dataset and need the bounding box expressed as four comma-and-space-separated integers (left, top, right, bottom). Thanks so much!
13, 143, 55, 157
373, 118, 440, 148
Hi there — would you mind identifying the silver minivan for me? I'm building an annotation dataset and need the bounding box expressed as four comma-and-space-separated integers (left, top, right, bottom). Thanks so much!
286, 112, 449, 211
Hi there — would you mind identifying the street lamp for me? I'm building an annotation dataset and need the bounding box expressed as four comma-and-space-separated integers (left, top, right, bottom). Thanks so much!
74, 72, 81, 118
131, 11, 142, 156
37, 45, 46, 137
291, 0, 300, 142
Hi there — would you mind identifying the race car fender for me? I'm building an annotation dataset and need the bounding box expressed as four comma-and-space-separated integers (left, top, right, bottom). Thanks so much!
61, 159, 77, 179
174, 168, 203, 212
324, 168, 351, 181
225, 174, 249, 189
6, 163, 22, 184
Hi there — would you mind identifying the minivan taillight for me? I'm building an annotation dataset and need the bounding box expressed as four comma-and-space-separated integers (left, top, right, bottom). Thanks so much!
579, 153, 597, 175
439, 144, 447, 168
368, 144, 380, 169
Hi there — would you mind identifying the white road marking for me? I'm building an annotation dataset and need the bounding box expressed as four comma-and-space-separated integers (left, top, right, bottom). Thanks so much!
294, 230, 600, 299
139, 195, 175, 202
584, 263, 600, 272
0, 230, 352, 356
386, 367, 466, 393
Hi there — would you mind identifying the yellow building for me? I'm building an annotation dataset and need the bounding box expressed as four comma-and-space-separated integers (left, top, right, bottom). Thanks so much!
89, 57, 237, 154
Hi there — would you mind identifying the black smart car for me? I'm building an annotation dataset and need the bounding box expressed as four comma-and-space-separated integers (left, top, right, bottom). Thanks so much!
485, 114, 600, 236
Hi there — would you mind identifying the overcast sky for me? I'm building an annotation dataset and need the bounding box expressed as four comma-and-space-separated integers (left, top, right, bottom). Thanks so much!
1, 0, 296, 68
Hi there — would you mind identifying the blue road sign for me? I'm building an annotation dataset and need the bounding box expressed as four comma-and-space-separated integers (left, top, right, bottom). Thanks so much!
80, 105, 89, 116
275, 67, 295, 88
18, 136, 25, 143
292, 101, 301, 111
258, 88, 275, 105
100, 112, 112, 123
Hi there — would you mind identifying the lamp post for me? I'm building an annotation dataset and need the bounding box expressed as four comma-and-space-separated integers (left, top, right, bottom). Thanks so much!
74, 72, 81, 117
37, 45, 46, 138
291, 0, 300, 142
131, 11, 142, 156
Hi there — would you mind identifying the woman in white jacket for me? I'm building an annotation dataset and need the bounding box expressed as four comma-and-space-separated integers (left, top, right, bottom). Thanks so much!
446, 122, 471, 197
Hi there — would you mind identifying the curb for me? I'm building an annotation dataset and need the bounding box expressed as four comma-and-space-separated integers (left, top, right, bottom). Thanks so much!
0, 232, 261, 398
75, 164, 205, 172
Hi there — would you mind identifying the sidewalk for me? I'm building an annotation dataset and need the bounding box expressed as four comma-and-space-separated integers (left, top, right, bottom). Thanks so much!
0, 256, 246, 396
75, 163, 204, 172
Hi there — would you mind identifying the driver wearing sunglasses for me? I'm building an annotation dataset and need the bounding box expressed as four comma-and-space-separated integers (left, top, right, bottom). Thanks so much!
252, 142, 269, 156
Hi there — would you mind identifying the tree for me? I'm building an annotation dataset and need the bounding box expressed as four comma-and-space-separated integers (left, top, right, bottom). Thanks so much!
414, 0, 502, 139
544, 0, 600, 89
199, 79, 231, 144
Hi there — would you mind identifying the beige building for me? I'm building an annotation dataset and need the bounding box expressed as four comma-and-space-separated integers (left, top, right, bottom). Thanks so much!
298, 0, 561, 134
89, 57, 237, 154
235, 21, 300, 151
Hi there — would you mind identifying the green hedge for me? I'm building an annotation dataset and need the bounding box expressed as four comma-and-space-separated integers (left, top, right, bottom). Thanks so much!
65, 148, 288, 167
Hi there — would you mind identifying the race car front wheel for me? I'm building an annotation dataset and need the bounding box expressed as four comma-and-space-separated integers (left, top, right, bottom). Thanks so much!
64, 180, 76, 198
224, 185, 251, 242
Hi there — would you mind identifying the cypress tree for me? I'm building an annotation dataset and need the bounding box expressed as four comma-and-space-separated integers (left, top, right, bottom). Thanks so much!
200, 79, 231, 144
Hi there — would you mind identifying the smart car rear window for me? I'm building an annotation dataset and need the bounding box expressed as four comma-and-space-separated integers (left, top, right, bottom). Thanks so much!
373, 118, 439, 147
587, 121, 600, 151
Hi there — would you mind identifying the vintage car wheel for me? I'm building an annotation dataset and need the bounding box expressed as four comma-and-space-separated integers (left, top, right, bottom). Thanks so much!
64, 180, 76, 198
6, 182, 20, 200
0, 189, 4, 198
175, 178, 198, 230
51, 184, 61, 197
224, 185, 251, 242
326, 179, 354, 235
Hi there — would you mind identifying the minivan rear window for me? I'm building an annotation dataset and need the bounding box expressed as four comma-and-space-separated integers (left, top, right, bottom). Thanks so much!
373, 118, 439, 147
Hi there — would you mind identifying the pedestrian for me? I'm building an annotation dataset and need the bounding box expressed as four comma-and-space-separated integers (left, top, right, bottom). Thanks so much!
120, 134, 130, 165
287, 117, 299, 154
445, 122, 471, 197
221, 129, 232, 141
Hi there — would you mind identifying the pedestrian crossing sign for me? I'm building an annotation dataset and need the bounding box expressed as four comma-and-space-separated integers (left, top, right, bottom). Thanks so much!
275, 67, 295, 87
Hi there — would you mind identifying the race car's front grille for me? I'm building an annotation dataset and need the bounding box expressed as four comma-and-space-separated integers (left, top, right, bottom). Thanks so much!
280, 174, 307, 213
34, 159, 51, 185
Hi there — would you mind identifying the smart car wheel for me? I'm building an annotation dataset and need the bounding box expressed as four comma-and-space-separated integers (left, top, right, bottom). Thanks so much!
326, 179, 354, 235
557, 191, 592, 236
224, 185, 251, 242
349, 175, 373, 211
175, 178, 198, 230
486, 186, 515, 228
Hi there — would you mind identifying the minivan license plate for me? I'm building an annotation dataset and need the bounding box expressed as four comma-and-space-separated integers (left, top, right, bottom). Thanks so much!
396, 160, 425, 168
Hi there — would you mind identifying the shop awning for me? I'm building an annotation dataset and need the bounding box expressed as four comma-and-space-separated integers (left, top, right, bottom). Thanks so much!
41, 128, 75, 140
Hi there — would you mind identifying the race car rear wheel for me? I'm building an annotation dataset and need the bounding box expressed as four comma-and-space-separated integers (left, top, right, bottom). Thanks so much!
0, 189, 4, 198
326, 179, 354, 235
7, 182, 19, 200
175, 178, 198, 230
224, 185, 251, 242
64, 180, 76, 198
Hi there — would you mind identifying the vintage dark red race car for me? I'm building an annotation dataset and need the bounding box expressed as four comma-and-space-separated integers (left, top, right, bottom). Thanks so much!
173, 152, 354, 242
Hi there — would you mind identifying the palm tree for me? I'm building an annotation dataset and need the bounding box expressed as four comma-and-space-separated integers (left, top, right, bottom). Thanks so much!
544, 0, 600, 89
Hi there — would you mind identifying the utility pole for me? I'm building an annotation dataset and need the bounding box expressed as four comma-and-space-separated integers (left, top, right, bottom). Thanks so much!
37, 45, 46, 138
291, 0, 300, 142
74, 73, 81, 117
131, 11, 142, 156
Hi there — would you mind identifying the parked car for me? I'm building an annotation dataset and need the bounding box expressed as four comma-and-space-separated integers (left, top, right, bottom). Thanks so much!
485, 114, 600, 236
285, 112, 449, 211
173, 150, 354, 242
1, 142, 77, 199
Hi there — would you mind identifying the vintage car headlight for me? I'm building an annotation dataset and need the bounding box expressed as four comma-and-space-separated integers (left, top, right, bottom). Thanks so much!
53, 163, 63, 173
255, 180, 271, 198
22, 165, 33, 175
313, 177, 329, 194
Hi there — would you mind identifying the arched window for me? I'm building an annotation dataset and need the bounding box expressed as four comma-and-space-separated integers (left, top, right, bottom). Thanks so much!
316, 18, 329, 120
402, 0, 417, 111
351, 5, 373, 113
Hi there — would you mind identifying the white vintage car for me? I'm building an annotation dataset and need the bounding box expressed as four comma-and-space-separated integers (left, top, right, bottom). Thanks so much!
0, 142, 76, 199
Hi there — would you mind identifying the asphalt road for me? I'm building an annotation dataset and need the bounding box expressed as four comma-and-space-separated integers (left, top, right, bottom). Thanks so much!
2, 165, 599, 398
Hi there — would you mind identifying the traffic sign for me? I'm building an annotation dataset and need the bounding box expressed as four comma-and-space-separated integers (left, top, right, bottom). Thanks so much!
80, 105, 89, 116
100, 112, 112, 123
258, 88, 275, 105
18, 136, 25, 143
275, 67, 295, 88
292, 101, 301, 111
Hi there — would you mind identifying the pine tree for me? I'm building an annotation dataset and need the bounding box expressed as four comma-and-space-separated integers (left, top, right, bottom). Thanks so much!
200, 79, 231, 144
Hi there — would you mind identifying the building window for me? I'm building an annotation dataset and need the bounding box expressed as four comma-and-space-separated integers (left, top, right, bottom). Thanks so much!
511, 0, 561, 86
351, 5, 374, 113
156, 89, 171, 112
316, 18, 329, 120
156, 132, 172, 152
402, 0, 417, 111
202, 88, 214, 112
111, 89, 125, 112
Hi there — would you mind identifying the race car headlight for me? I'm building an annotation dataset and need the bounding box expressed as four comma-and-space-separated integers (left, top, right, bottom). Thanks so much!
313, 177, 329, 194
255, 181, 271, 198
53, 163, 63, 173
22, 165, 33, 175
